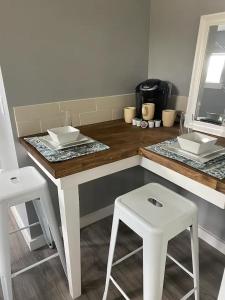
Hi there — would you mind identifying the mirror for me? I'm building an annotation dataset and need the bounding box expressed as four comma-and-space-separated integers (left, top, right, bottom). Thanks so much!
186, 12, 225, 137
196, 25, 225, 125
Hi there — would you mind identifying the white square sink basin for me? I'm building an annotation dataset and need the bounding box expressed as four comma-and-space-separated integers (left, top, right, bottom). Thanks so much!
177, 132, 217, 155
47, 126, 80, 145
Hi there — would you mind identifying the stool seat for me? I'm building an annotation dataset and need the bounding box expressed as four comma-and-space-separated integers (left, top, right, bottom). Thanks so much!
116, 183, 197, 239
0, 167, 46, 205
0, 166, 66, 300
103, 183, 199, 300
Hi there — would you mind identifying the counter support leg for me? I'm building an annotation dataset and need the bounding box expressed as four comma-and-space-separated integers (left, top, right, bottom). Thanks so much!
58, 185, 81, 299
218, 269, 225, 300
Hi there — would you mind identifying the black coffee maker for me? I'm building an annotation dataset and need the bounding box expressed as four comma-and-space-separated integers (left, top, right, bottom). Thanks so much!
136, 79, 172, 119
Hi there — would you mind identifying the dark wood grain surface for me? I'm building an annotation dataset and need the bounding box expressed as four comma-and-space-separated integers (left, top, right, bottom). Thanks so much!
19, 119, 225, 194
139, 147, 225, 195
19, 119, 179, 178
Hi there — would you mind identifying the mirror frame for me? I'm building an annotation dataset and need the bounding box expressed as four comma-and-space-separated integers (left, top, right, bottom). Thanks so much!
186, 12, 225, 137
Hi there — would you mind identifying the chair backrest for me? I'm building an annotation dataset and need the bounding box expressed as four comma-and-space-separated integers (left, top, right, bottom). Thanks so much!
0, 66, 18, 170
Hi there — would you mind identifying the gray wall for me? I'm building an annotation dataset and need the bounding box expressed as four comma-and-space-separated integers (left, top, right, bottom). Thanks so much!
0, 0, 150, 238
0, 0, 149, 107
148, 0, 225, 95
1, 0, 225, 246
0, 0, 150, 166
149, 0, 225, 242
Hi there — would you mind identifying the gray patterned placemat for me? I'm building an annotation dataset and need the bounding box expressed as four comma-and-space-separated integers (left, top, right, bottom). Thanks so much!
146, 139, 225, 180
24, 136, 110, 162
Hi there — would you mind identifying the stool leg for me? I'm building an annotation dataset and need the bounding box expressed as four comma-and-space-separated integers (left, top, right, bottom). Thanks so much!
0, 205, 13, 300
190, 219, 199, 300
103, 210, 120, 300
143, 235, 167, 300
38, 187, 67, 275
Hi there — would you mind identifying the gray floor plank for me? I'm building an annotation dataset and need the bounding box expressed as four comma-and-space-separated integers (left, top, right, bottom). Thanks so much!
0, 214, 224, 299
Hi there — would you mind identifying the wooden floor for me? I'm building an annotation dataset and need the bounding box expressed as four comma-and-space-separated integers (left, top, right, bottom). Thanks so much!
1, 214, 224, 300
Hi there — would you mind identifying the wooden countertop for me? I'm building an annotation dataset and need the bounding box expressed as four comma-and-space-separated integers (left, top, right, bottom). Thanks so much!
19, 119, 225, 194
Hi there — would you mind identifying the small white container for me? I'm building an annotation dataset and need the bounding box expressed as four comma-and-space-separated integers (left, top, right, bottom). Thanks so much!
177, 132, 217, 155
48, 126, 80, 144
132, 118, 137, 126
148, 120, 154, 128
136, 119, 142, 127
154, 120, 161, 128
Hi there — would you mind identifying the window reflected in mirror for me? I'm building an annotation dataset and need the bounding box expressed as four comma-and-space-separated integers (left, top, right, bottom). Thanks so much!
195, 25, 225, 126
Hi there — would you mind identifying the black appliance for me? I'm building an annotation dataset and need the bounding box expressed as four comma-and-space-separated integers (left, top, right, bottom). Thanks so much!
136, 79, 172, 119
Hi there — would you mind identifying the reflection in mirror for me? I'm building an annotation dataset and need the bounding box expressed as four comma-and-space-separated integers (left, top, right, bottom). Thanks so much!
195, 25, 225, 126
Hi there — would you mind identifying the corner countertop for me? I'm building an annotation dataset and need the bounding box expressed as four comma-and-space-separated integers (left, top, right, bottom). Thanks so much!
19, 119, 225, 194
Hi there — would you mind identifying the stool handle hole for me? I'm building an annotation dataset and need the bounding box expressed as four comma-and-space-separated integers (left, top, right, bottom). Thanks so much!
148, 198, 163, 207
10, 177, 19, 184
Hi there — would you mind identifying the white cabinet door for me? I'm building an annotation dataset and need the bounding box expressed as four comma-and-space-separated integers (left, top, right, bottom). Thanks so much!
0, 67, 18, 170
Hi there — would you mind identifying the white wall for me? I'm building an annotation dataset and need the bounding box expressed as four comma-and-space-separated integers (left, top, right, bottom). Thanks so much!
0, 67, 18, 170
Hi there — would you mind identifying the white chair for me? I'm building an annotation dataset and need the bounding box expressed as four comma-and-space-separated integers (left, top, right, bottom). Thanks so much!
0, 166, 66, 300
103, 183, 199, 300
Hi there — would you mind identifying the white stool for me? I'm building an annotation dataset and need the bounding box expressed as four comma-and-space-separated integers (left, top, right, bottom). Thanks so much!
103, 183, 199, 300
0, 166, 66, 300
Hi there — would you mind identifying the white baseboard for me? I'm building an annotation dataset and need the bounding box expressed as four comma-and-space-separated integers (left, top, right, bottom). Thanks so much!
80, 204, 114, 228
11, 206, 31, 248
29, 235, 46, 251
11, 206, 46, 251
198, 226, 225, 255
11, 204, 115, 251
32, 204, 114, 249
12, 203, 225, 255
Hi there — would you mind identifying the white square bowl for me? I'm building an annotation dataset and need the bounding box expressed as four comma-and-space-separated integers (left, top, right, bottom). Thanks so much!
47, 126, 80, 145
177, 132, 217, 155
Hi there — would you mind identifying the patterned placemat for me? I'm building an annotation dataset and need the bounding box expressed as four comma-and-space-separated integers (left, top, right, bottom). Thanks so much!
24, 136, 110, 162
146, 139, 225, 180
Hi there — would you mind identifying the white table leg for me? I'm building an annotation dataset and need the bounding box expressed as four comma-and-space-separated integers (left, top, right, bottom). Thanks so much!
58, 185, 81, 299
218, 269, 225, 300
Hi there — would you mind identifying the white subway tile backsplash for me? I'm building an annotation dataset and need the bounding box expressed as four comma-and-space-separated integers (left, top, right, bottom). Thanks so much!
59, 99, 96, 113
112, 108, 123, 120
168, 95, 188, 112
40, 113, 68, 132
16, 120, 41, 137
125, 94, 136, 107
96, 94, 135, 110
14, 102, 60, 123
13, 93, 188, 137
71, 112, 80, 127
80, 110, 112, 125
14, 93, 136, 136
